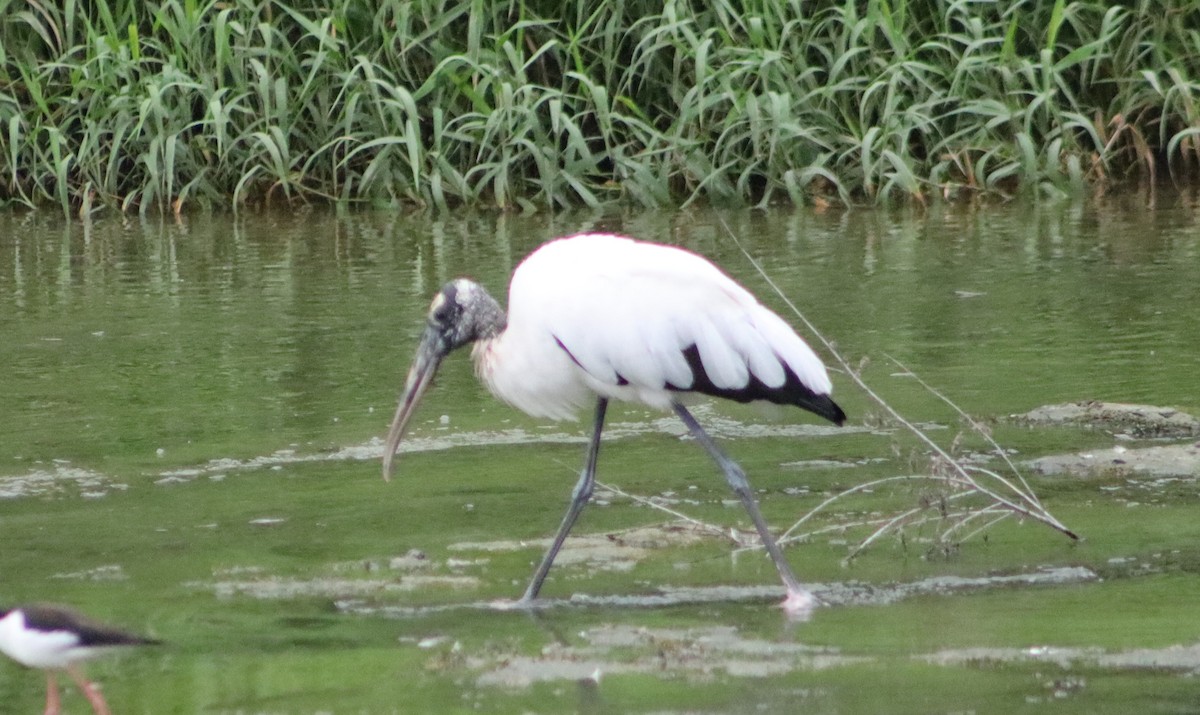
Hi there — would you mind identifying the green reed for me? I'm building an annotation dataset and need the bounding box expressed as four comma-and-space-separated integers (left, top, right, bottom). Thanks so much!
1, 0, 1198, 213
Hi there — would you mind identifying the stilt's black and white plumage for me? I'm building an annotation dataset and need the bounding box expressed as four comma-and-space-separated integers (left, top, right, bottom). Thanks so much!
0, 604, 159, 715
382, 233, 846, 614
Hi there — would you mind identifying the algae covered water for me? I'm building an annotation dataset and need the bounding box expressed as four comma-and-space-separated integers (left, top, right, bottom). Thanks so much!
1, 200, 1199, 712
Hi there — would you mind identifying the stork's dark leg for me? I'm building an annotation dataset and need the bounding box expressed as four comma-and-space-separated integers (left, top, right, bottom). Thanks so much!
520, 397, 608, 603
672, 402, 815, 606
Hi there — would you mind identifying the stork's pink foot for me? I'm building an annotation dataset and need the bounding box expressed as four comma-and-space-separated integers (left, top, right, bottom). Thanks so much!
781, 588, 819, 620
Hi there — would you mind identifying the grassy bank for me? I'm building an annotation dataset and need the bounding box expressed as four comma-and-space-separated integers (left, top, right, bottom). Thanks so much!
2, 0, 1199, 214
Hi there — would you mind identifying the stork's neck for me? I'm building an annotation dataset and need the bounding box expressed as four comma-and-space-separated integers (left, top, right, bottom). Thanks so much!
469, 327, 505, 399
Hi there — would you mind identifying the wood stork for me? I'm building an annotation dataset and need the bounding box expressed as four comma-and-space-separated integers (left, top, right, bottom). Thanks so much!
0, 604, 160, 715
382, 233, 845, 613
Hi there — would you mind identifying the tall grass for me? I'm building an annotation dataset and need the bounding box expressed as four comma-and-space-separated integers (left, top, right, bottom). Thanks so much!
1, 0, 1199, 214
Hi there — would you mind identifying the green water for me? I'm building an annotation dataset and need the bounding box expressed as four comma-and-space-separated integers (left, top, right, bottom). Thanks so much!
1, 199, 1199, 713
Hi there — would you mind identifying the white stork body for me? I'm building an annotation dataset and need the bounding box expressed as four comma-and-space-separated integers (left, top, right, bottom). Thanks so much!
477, 233, 839, 421
383, 233, 845, 615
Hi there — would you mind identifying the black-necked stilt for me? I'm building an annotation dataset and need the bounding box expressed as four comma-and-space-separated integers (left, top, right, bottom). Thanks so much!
0, 604, 160, 715
381, 233, 846, 614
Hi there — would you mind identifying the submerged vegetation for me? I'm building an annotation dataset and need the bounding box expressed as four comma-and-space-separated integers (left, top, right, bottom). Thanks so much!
2, 0, 1200, 213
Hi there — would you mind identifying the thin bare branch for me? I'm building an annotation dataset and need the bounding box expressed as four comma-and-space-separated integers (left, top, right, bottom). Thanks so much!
595, 480, 739, 543
717, 218, 1077, 552
885, 352, 1041, 503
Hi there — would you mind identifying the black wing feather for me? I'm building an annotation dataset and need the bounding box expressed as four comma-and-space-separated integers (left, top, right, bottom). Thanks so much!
666, 345, 846, 425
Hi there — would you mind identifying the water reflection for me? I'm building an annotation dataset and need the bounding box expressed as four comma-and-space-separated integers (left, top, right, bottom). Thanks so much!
1, 199, 1199, 470
2, 197, 1200, 712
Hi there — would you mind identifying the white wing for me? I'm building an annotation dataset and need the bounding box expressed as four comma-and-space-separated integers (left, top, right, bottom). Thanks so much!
502, 234, 835, 415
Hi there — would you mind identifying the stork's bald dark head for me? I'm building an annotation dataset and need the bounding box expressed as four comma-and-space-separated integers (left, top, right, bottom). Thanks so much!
382, 279, 505, 480
426, 279, 506, 352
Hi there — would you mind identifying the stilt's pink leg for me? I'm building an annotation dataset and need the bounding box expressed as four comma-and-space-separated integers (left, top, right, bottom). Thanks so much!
44, 672, 61, 715
67, 665, 111, 715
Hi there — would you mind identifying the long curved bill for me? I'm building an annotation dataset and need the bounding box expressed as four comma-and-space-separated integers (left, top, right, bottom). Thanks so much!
382, 327, 447, 481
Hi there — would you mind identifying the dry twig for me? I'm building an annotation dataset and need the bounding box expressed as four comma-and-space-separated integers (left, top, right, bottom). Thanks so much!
717, 219, 1077, 557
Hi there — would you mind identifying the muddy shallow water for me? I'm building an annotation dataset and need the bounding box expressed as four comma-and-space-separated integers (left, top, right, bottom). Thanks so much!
1, 200, 1200, 713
